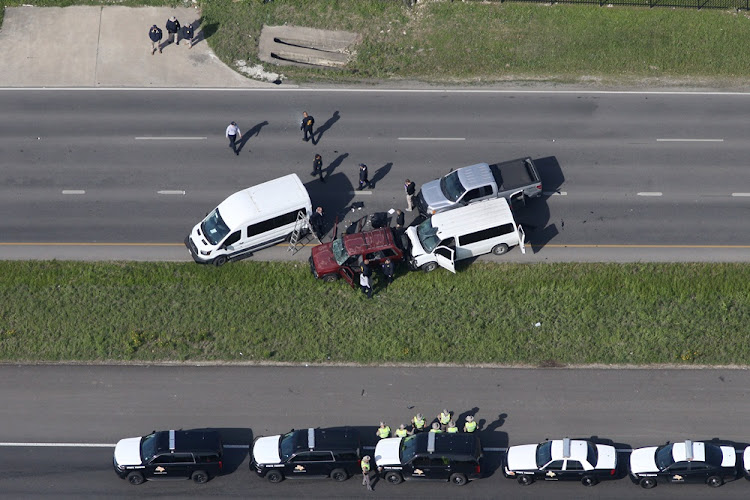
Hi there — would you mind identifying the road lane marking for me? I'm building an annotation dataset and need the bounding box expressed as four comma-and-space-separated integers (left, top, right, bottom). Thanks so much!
62, 190, 85, 195
0, 442, 115, 448
656, 138, 723, 142
543, 191, 567, 196
224, 444, 249, 449
135, 136, 207, 140
637, 192, 662, 196
732, 193, 750, 197
157, 190, 186, 195
397, 137, 465, 141
350, 191, 373, 195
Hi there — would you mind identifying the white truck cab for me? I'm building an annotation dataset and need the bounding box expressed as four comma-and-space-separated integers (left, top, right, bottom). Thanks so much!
406, 197, 525, 273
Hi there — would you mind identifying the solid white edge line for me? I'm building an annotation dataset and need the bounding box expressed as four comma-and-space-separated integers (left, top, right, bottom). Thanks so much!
157, 190, 186, 195
398, 137, 465, 141
0, 442, 115, 447
656, 138, 723, 142
62, 190, 85, 195
732, 193, 750, 197
135, 137, 207, 140
543, 191, 567, 196
637, 192, 663, 196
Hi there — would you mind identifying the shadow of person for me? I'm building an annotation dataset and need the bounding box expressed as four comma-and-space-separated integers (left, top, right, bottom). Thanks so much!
312, 111, 340, 145
482, 413, 507, 433
323, 152, 349, 181
369, 162, 392, 189
236, 121, 268, 154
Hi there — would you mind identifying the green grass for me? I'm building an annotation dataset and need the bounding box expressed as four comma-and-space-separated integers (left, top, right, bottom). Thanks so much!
1, 261, 748, 365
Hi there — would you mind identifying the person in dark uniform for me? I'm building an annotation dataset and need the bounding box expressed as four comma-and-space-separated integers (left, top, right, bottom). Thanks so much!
405, 178, 416, 211
381, 258, 395, 288
310, 206, 325, 240
312, 154, 324, 183
166, 16, 181, 45
149, 25, 163, 55
301, 112, 315, 142
358, 163, 370, 190
360, 259, 373, 299
180, 23, 194, 49
395, 209, 405, 230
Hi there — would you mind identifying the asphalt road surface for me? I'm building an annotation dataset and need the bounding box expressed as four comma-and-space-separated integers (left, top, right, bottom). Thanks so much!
1, 88, 749, 263
2, 364, 750, 498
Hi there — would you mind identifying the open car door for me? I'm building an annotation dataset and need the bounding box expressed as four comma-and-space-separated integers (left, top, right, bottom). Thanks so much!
516, 224, 526, 255
509, 190, 526, 211
433, 246, 456, 273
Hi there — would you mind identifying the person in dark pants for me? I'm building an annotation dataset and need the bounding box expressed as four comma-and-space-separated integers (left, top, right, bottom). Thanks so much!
149, 25, 163, 55
166, 16, 180, 45
404, 179, 416, 211
225, 121, 242, 155
358, 163, 370, 190
360, 259, 373, 299
312, 154, 324, 183
381, 258, 395, 288
180, 23, 194, 49
395, 209, 405, 230
301, 112, 314, 142
310, 206, 325, 240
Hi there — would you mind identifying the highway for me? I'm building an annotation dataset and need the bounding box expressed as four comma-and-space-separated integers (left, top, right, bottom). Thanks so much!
1, 88, 749, 262
2, 364, 750, 498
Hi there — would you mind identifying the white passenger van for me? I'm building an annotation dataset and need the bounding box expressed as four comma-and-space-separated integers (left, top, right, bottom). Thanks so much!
406, 197, 525, 273
185, 174, 312, 266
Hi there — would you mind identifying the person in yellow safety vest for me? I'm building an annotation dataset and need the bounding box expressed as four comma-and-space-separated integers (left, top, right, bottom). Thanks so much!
376, 421, 391, 439
446, 421, 459, 433
438, 409, 451, 431
412, 413, 426, 433
464, 415, 477, 433
395, 424, 409, 438
361, 455, 373, 491
429, 422, 442, 433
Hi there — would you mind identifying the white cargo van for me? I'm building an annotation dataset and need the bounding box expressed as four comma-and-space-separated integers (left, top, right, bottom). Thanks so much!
406, 197, 525, 273
185, 174, 312, 266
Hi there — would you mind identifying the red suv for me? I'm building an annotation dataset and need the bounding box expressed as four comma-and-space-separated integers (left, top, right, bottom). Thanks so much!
309, 227, 405, 286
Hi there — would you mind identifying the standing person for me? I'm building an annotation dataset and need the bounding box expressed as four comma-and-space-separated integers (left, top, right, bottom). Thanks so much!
381, 258, 394, 288
149, 25, 163, 55
310, 206, 325, 240
404, 179, 416, 211
412, 413, 427, 433
394, 209, 405, 231
166, 16, 180, 45
395, 424, 409, 438
361, 455, 373, 491
437, 409, 451, 431
446, 421, 459, 433
376, 422, 391, 439
225, 121, 241, 155
463, 415, 477, 433
358, 163, 370, 190
429, 422, 442, 433
301, 111, 315, 142
180, 23, 194, 49
360, 260, 373, 299
312, 153, 324, 183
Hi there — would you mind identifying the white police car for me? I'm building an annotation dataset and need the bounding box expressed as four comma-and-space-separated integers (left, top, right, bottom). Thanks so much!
503, 437, 617, 486
629, 439, 738, 488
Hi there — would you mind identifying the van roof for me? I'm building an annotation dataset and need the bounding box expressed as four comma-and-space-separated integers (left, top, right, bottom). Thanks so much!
431, 197, 514, 237
217, 174, 310, 230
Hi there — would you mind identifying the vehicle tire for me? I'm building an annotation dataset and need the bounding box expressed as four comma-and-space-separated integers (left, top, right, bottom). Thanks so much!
126, 472, 145, 485
322, 274, 339, 283
421, 261, 438, 273
706, 475, 723, 488
581, 475, 598, 487
330, 468, 348, 482
639, 477, 657, 489
192, 470, 209, 484
517, 475, 534, 486
385, 471, 404, 484
491, 243, 509, 255
266, 470, 284, 483
213, 255, 227, 267
450, 473, 467, 486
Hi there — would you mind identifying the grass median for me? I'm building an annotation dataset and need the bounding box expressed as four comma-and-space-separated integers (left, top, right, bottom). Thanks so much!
1, 260, 748, 365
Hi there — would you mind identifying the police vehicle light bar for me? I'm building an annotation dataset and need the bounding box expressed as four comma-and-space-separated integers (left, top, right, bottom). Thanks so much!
308, 428, 315, 450
169, 430, 176, 452
427, 431, 436, 453
685, 440, 693, 461
562, 438, 571, 459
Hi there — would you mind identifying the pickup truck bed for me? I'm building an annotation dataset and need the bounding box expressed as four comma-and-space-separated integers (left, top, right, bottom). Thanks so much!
489, 157, 537, 192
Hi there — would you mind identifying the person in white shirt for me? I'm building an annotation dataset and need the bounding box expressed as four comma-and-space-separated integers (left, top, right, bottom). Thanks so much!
225, 121, 242, 155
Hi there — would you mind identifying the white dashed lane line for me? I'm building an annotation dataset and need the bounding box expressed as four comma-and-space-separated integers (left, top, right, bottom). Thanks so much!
62, 190, 85, 195
732, 193, 750, 197
656, 138, 724, 142
134, 137, 207, 140
543, 191, 567, 196
397, 137, 466, 141
637, 192, 663, 197
157, 190, 186, 195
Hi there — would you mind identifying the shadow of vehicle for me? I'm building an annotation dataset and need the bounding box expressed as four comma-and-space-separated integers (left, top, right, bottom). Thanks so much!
305, 173, 354, 242
513, 156, 563, 253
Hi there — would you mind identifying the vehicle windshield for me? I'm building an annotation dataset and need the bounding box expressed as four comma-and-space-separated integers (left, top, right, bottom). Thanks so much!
140, 433, 159, 463
416, 218, 440, 253
536, 441, 552, 468
331, 237, 350, 265
201, 208, 230, 246
587, 442, 598, 466
439, 170, 465, 202
400, 435, 420, 463
655, 444, 675, 470
279, 432, 296, 461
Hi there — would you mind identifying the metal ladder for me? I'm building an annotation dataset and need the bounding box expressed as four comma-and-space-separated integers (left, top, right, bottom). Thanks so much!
288, 210, 319, 254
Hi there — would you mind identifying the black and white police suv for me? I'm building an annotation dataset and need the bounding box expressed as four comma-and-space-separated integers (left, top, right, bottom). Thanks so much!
251, 427, 361, 483
629, 439, 739, 489
113, 429, 223, 485
374, 432, 483, 486
503, 437, 617, 486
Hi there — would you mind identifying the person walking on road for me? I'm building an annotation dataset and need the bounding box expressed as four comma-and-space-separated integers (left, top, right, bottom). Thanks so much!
404, 179, 416, 211
301, 111, 315, 142
149, 25, 163, 55
180, 23, 194, 48
358, 163, 370, 190
226, 121, 242, 155
166, 16, 181, 45
361, 455, 373, 491
312, 153, 324, 182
